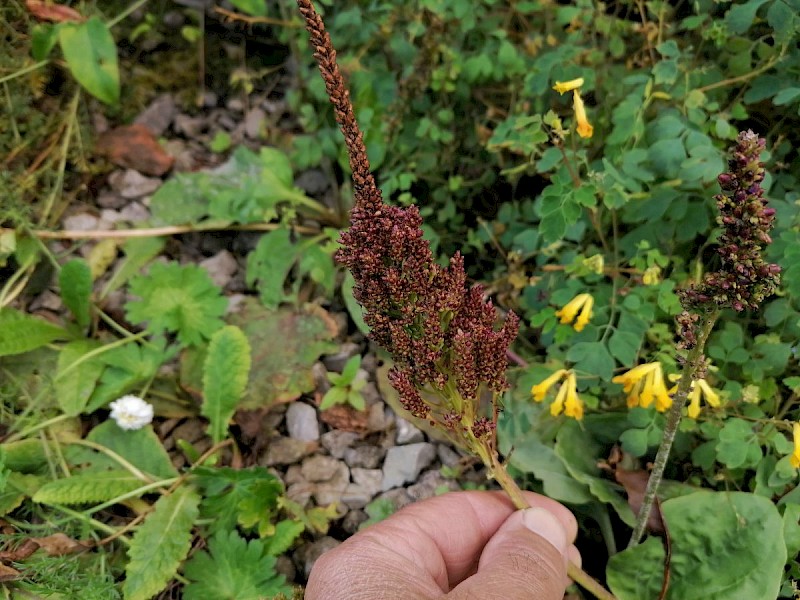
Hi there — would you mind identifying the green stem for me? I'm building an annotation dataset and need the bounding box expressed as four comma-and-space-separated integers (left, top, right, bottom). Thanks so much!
627, 310, 719, 547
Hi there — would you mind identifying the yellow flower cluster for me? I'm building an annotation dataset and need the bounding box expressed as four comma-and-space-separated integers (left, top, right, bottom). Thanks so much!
531, 369, 584, 420
552, 77, 593, 139
612, 362, 672, 412
791, 423, 800, 469
556, 293, 594, 332
684, 379, 721, 419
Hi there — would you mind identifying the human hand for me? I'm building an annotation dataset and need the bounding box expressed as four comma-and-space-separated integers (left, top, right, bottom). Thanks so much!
306, 490, 581, 600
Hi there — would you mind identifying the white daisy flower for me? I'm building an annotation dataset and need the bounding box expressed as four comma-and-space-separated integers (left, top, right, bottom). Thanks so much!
109, 395, 154, 430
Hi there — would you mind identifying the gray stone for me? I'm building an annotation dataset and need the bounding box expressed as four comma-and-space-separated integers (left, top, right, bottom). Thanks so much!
274, 555, 296, 585
285, 402, 320, 442
344, 445, 385, 469
244, 108, 266, 139
301, 455, 349, 484
437, 444, 463, 468
110, 169, 161, 199
314, 481, 349, 506
395, 418, 424, 445
99, 209, 123, 224
407, 469, 459, 501
262, 436, 314, 466
226, 97, 245, 112
174, 114, 206, 138
312, 361, 330, 393
340, 483, 372, 509
341, 509, 368, 534
351, 468, 382, 497
320, 430, 358, 459
367, 400, 390, 432
119, 202, 150, 224
31, 290, 62, 312
96, 192, 126, 209
375, 487, 413, 511
201, 91, 218, 108
134, 94, 176, 136
199, 250, 238, 289
283, 465, 303, 485
322, 342, 361, 372
286, 481, 314, 507
381, 443, 437, 491
63, 213, 99, 231
300, 536, 340, 579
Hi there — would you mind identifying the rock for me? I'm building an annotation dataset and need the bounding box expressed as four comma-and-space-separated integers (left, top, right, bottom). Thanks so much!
367, 401, 390, 432
286, 402, 320, 442
312, 361, 330, 393
341, 509, 368, 534
351, 468, 382, 497
162, 10, 185, 28
226, 97, 245, 112
322, 343, 361, 373
284, 465, 303, 485
299, 536, 340, 579
375, 487, 413, 511
344, 445, 385, 469
96, 192, 126, 209
295, 169, 329, 195
119, 202, 150, 224
395, 418, 424, 445
301, 455, 349, 484
99, 209, 123, 225
381, 443, 437, 491
134, 94, 177, 137
162, 139, 195, 172
314, 481, 349, 507
30, 290, 62, 312
199, 250, 238, 288
244, 108, 266, 139
274, 555, 296, 585
174, 114, 207, 138
262, 436, 314, 466
407, 470, 459, 501
201, 91, 218, 108
437, 444, 463, 468
63, 213, 99, 232
286, 481, 314, 507
109, 169, 161, 199
320, 430, 359, 459
340, 484, 373, 509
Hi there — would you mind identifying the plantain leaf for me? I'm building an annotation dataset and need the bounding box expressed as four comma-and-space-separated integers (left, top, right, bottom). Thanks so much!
0, 308, 68, 357
33, 470, 142, 505
55, 340, 105, 416
202, 326, 251, 443
58, 17, 119, 105
123, 486, 200, 600
59, 259, 93, 327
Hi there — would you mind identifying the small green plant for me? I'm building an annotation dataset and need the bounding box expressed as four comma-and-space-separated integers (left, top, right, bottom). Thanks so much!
320, 355, 367, 411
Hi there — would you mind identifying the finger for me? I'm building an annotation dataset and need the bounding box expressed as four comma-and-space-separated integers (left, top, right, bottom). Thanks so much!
447, 507, 571, 600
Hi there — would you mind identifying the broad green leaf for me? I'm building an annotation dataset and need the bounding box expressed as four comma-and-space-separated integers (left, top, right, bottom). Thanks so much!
229, 0, 267, 16
33, 470, 142, 505
0, 308, 68, 356
59, 259, 93, 327
183, 531, 292, 600
566, 342, 615, 380
245, 227, 297, 309
31, 23, 59, 61
58, 17, 119, 105
84, 421, 178, 480
725, 0, 770, 33
782, 503, 800, 558
202, 326, 251, 444
55, 340, 105, 416
124, 486, 200, 600
607, 491, 785, 600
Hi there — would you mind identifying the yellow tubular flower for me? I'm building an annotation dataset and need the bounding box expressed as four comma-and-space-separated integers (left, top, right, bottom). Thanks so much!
791, 423, 800, 469
613, 362, 672, 411
563, 372, 584, 420
686, 384, 703, 419
612, 362, 658, 393
684, 379, 721, 419
531, 369, 568, 402
572, 90, 594, 139
552, 77, 585, 94
550, 378, 569, 416
696, 380, 720, 407
652, 367, 673, 412
556, 293, 594, 332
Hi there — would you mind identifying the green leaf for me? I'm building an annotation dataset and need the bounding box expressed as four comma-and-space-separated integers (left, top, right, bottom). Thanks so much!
84, 421, 178, 480
782, 503, 800, 558
126, 262, 227, 347
58, 17, 119, 105
124, 486, 200, 600
263, 519, 305, 556
183, 531, 292, 600
59, 259, 93, 327
320, 386, 349, 410
0, 308, 68, 356
607, 491, 785, 600
566, 342, 615, 380
193, 466, 283, 537
341, 271, 370, 335
33, 470, 142, 505
102, 237, 166, 298
202, 326, 251, 444
31, 23, 59, 61
55, 340, 105, 416
725, 0, 770, 33
245, 227, 297, 309
620, 428, 649, 457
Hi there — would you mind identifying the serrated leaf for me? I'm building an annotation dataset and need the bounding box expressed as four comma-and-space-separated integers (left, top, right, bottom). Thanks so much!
193, 466, 283, 536
183, 530, 292, 600
124, 486, 200, 600
33, 470, 142, 505
263, 519, 305, 556
126, 262, 227, 347
55, 340, 105, 416
202, 326, 251, 444
102, 237, 166, 298
59, 259, 93, 327
245, 228, 297, 309
58, 17, 119, 104
0, 309, 68, 357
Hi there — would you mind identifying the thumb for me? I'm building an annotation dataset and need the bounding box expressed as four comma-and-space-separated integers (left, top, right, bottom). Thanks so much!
447, 507, 570, 600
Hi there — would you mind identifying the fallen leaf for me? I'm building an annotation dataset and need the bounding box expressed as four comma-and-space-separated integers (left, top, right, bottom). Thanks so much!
26, 0, 83, 22
0, 563, 21, 582
318, 401, 369, 433
614, 467, 665, 535
95, 124, 174, 176
29, 533, 90, 556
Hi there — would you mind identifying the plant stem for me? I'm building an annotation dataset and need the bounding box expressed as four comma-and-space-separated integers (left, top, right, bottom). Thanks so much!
488, 454, 618, 600
627, 310, 719, 547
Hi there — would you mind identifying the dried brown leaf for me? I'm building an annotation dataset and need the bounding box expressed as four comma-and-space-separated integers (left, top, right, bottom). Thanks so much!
25, 0, 83, 23
95, 124, 174, 176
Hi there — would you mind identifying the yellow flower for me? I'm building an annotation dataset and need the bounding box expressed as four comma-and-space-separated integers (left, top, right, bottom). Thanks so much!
531, 369, 568, 402
572, 90, 594, 139
563, 372, 584, 420
552, 77, 585, 95
555, 293, 594, 332
550, 376, 569, 417
791, 423, 800, 469
612, 362, 672, 412
642, 265, 661, 286
686, 379, 721, 419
